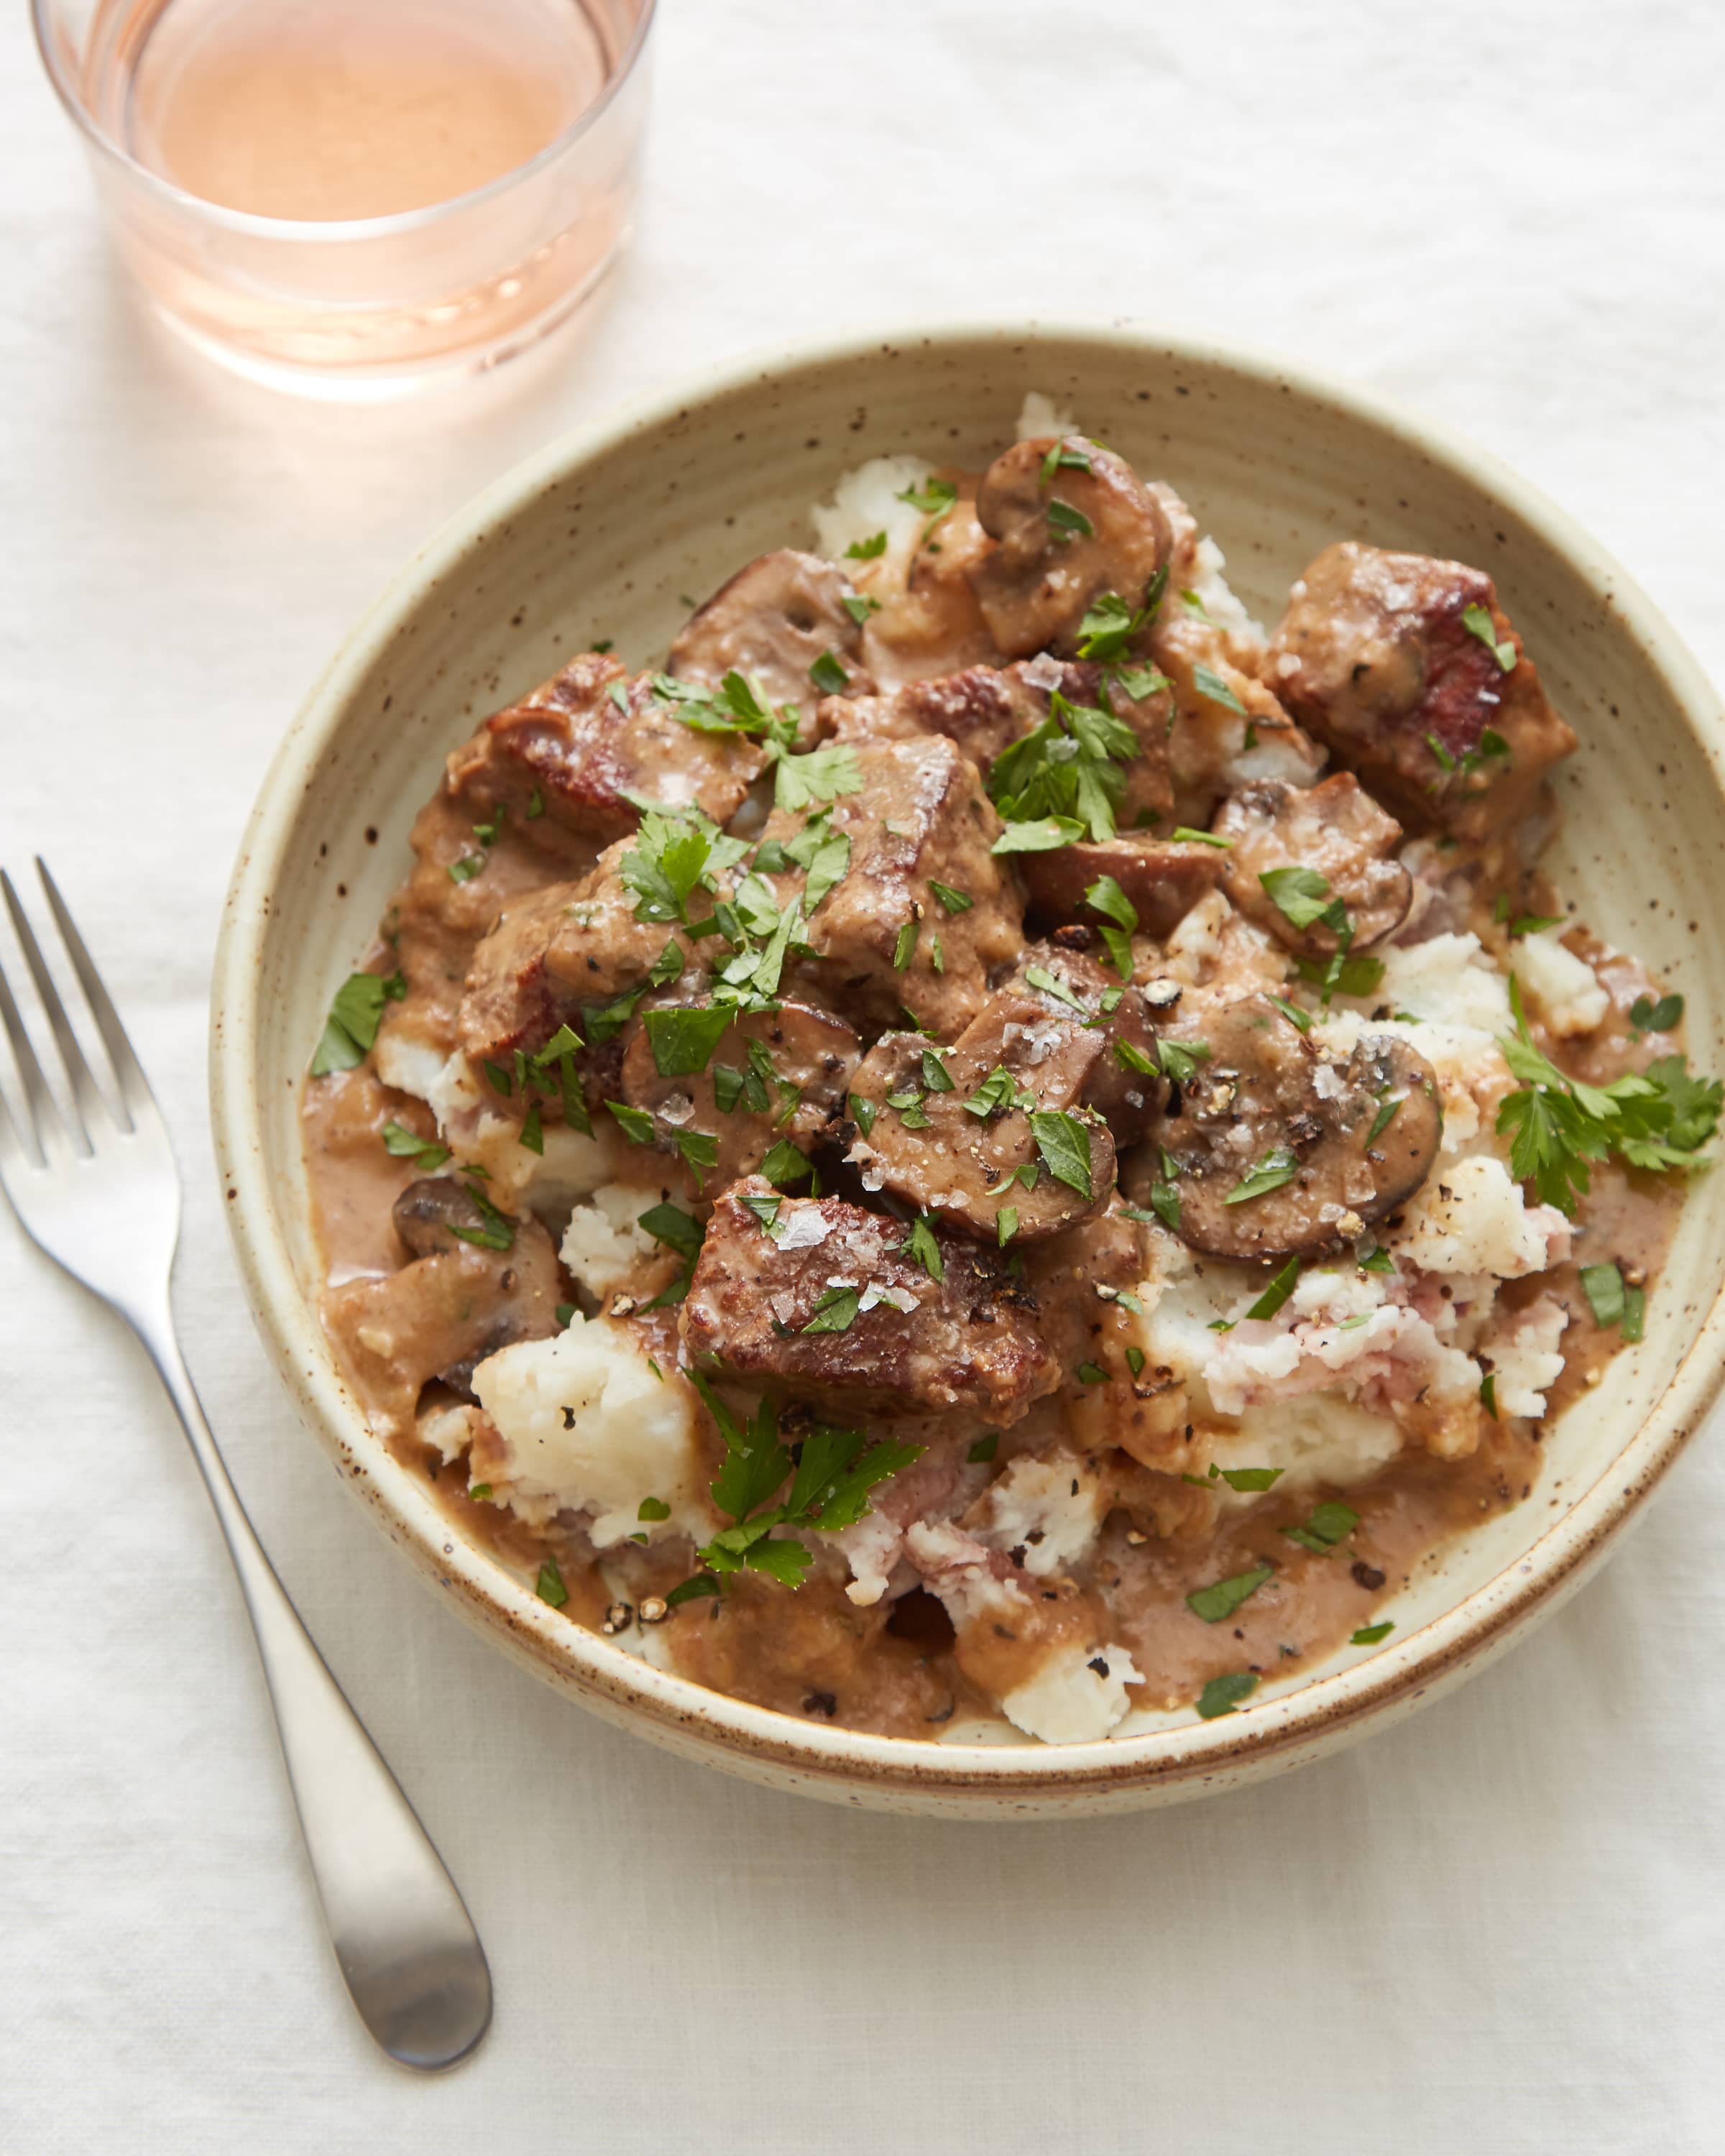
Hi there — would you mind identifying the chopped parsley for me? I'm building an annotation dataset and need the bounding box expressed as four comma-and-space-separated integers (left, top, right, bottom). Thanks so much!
1225, 1148, 1301, 1205
1631, 992, 1683, 1034
841, 592, 881, 625
1479, 1370, 1499, 1419
1580, 1260, 1627, 1330
991, 816, 1088, 854
1351, 1621, 1394, 1646
1046, 498, 1095, 540
930, 880, 972, 915
758, 1138, 814, 1187
1366, 1095, 1402, 1146
847, 1093, 878, 1138
1496, 974, 1721, 1213
1170, 826, 1233, 847
809, 650, 850, 696
921, 1048, 954, 1092
380, 1120, 449, 1172
1259, 865, 1347, 937
638, 1497, 671, 1522
1159, 1039, 1210, 1084
1191, 663, 1247, 717
1509, 914, 1564, 939
988, 688, 1141, 849
967, 1434, 999, 1464
1196, 1672, 1258, 1719
535, 1558, 569, 1609
845, 530, 888, 560
644, 1003, 734, 1077
1282, 1501, 1359, 1556
1187, 1562, 1274, 1625
774, 742, 862, 814
893, 916, 921, 971
310, 968, 405, 1076
607, 1099, 656, 1145
1243, 1254, 1300, 1322
1084, 872, 1138, 977
1029, 1110, 1095, 1199
1266, 993, 1311, 1034
1461, 601, 1517, 673
1294, 950, 1385, 1001
996, 1207, 1019, 1247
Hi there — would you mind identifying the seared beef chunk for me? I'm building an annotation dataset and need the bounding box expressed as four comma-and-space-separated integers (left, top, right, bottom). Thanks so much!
323, 1192, 563, 1437
848, 992, 1117, 1240
668, 550, 874, 729
1144, 992, 1440, 1260
681, 1179, 1059, 1422
827, 663, 1046, 769
1007, 944, 1167, 1147
766, 734, 1023, 1037
1019, 834, 1227, 940
1268, 543, 1577, 844
617, 1000, 860, 1186
1214, 773, 1412, 955
447, 650, 768, 843
460, 839, 710, 1066
968, 436, 1174, 658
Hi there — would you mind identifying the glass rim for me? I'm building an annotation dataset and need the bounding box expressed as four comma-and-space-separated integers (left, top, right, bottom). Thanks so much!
29, 0, 657, 244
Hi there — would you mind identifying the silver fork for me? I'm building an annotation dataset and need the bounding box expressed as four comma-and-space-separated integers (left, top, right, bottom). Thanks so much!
0, 860, 491, 2072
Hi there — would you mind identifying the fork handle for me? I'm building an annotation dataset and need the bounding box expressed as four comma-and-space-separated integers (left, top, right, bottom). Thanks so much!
129, 1295, 492, 2070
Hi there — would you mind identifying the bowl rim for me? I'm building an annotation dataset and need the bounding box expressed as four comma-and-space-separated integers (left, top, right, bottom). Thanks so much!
210, 317, 1725, 1803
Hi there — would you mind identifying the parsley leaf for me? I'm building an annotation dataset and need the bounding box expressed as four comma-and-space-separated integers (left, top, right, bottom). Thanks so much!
1282, 1501, 1359, 1555
809, 650, 850, 696
845, 531, 888, 560
1225, 1148, 1301, 1205
1197, 1672, 1258, 1719
1631, 992, 1683, 1033
758, 1138, 814, 1187
988, 689, 1140, 847
1352, 1621, 1394, 1646
1581, 1261, 1626, 1329
1029, 1110, 1095, 1198
1187, 1562, 1274, 1624
607, 1099, 656, 1144
1191, 663, 1247, 716
990, 816, 1088, 854
1259, 865, 1346, 936
898, 1216, 944, 1281
381, 1120, 449, 1171
645, 1003, 733, 1077
1243, 1254, 1300, 1320
1462, 601, 1517, 673
310, 971, 398, 1075
775, 742, 862, 814
929, 880, 972, 914
803, 1286, 862, 1335
1046, 499, 1094, 540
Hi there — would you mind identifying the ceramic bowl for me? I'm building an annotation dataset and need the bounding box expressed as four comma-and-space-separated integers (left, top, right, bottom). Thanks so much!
211, 322, 1725, 1817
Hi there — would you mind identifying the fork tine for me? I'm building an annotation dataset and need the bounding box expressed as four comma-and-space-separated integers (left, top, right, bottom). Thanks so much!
34, 861, 149, 1135
0, 869, 108, 1147
0, 939, 75, 1168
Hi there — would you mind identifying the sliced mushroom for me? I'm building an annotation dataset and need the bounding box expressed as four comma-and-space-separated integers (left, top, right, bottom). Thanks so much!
1006, 943, 1166, 1146
847, 992, 1116, 1241
1149, 994, 1441, 1260
967, 437, 1174, 659
1018, 834, 1228, 940
668, 550, 874, 729
326, 1186, 564, 1434
617, 999, 860, 1186
1214, 774, 1412, 956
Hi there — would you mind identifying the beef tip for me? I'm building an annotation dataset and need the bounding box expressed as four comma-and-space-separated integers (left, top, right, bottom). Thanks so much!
1006, 944, 1167, 1146
460, 838, 710, 1066
837, 655, 1175, 834
1019, 834, 1227, 940
967, 436, 1174, 659
1213, 774, 1412, 956
617, 1000, 860, 1186
446, 650, 768, 843
1267, 543, 1578, 843
323, 1201, 563, 1438
827, 663, 1043, 769
765, 734, 1024, 1038
847, 992, 1116, 1241
1147, 992, 1441, 1260
668, 550, 874, 732
681, 1179, 1059, 1424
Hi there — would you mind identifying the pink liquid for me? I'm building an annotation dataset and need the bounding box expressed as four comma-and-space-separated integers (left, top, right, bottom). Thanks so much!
124, 0, 604, 220
67, 0, 646, 389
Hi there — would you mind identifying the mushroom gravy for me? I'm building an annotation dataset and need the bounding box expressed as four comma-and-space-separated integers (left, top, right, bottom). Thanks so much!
301, 407, 1709, 1743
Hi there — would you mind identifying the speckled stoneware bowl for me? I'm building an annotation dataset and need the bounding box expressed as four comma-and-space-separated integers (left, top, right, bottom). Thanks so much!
211, 323, 1725, 1817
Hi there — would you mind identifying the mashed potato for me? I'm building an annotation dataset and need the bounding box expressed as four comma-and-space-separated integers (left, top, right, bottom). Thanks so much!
470, 1317, 711, 1545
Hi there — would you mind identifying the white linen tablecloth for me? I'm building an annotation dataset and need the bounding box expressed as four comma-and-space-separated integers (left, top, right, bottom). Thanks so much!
4, 3, 1724, 2148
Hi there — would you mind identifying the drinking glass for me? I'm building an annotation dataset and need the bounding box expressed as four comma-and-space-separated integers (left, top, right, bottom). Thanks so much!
32, 0, 656, 397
